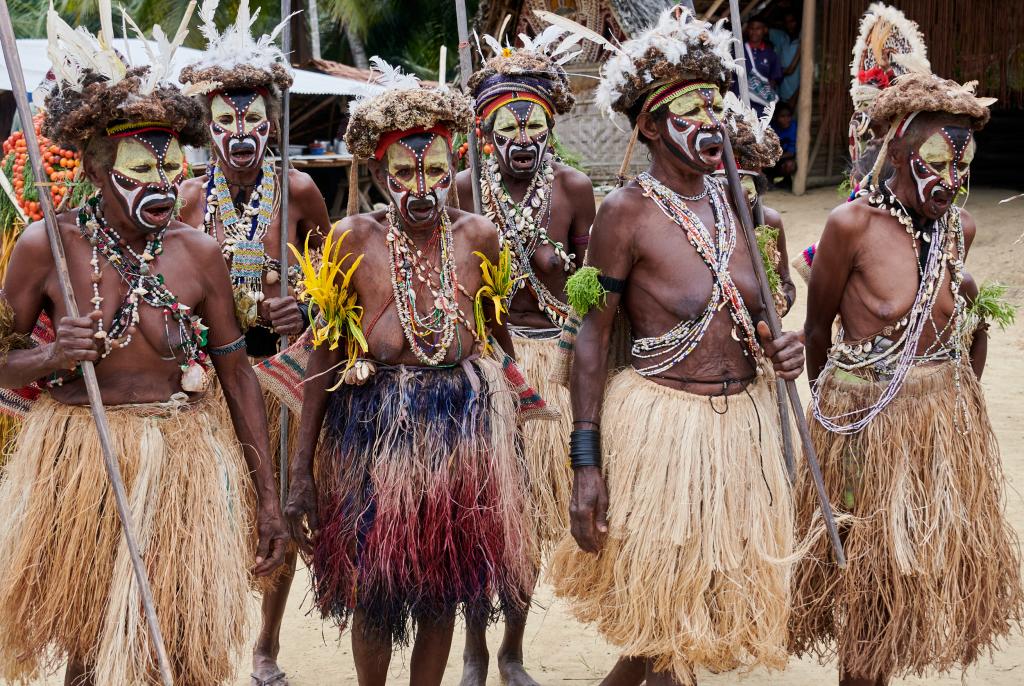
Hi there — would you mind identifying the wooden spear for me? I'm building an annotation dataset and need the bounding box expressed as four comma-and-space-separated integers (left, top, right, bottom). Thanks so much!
454, 0, 483, 215
725, 0, 796, 482
721, 131, 846, 567
278, 0, 293, 508
0, 4, 175, 683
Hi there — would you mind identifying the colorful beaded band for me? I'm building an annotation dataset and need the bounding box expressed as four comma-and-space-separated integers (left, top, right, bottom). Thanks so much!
641, 81, 717, 114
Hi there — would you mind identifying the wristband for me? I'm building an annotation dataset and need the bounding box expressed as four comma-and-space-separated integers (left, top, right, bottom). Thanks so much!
569, 429, 602, 470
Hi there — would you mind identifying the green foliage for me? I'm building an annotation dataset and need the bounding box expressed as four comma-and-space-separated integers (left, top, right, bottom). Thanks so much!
970, 282, 1018, 331
836, 176, 852, 199
566, 266, 608, 318
755, 224, 782, 297
0, 155, 17, 230
551, 132, 586, 173
65, 178, 97, 209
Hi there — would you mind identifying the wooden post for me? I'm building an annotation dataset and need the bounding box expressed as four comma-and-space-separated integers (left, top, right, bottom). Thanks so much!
792, 0, 815, 195
721, 130, 846, 567
278, 0, 292, 508
727, 0, 749, 105
454, 0, 483, 214
0, 5, 175, 684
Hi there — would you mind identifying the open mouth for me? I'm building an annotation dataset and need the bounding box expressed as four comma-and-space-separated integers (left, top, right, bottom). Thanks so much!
509, 147, 538, 172
228, 140, 258, 167
138, 195, 175, 227
929, 187, 953, 213
406, 198, 437, 224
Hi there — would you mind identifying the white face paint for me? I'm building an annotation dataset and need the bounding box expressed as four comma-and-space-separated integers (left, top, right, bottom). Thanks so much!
109, 130, 184, 231
907, 125, 974, 219
489, 100, 550, 178
661, 87, 726, 173
208, 90, 271, 171
384, 132, 453, 227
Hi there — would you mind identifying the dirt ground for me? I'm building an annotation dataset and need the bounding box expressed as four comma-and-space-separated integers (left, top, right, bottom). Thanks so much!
37, 187, 1024, 685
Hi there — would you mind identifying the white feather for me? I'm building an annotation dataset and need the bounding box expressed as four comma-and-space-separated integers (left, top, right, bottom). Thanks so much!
517, 33, 533, 52
98, 0, 114, 48
184, 0, 293, 79
555, 50, 582, 65
531, 24, 567, 53
368, 56, 420, 91
472, 30, 484, 61
532, 9, 622, 54
482, 33, 502, 57
496, 14, 512, 45
551, 32, 584, 56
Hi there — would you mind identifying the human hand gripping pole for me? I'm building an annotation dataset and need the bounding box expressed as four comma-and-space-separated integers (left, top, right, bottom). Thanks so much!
0, 2, 176, 683
720, 125, 847, 568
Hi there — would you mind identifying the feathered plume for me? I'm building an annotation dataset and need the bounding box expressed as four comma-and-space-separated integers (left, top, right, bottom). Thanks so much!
46, 2, 125, 88
121, 2, 196, 95
849, 3, 931, 109
367, 57, 421, 91
723, 91, 774, 144
183, 0, 295, 75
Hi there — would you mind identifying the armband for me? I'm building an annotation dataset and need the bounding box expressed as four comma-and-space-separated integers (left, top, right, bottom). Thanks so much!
569, 428, 602, 470
209, 335, 246, 356
566, 266, 625, 318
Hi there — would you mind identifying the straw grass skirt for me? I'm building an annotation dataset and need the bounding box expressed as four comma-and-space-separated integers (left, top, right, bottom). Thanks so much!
312, 357, 535, 645
791, 363, 1023, 680
514, 335, 572, 548
549, 368, 794, 682
0, 394, 254, 685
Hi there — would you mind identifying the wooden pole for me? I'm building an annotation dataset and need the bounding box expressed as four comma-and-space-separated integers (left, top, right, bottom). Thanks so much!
454, 0, 483, 215
702, 0, 727, 21
0, 4, 175, 683
721, 130, 846, 567
278, 0, 292, 508
727, 0, 796, 482
346, 159, 359, 216
792, 0, 815, 195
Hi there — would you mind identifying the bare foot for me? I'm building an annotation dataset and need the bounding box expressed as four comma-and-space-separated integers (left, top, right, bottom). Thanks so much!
498, 656, 540, 686
459, 656, 489, 686
251, 653, 288, 686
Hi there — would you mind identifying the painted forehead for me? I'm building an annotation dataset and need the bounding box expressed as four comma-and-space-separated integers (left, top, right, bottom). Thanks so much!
387, 132, 450, 161
667, 88, 722, 115
115, 130, 179, 161
212, 89, 265, 112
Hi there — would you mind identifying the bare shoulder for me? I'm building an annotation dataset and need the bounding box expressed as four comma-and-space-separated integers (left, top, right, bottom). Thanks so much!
287, 168, 321, 197
592, 183, 643, 236
823, 197, 871, 239
455, 167, 473, 191
331, 210, 387, 253
449, 208, 499, 254
762, 205, 784, 229
165, 219, 222, 259
179, 175, 207, 201
554, 162, 594, 194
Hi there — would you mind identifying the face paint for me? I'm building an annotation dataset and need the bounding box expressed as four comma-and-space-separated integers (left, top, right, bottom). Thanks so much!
907, 125, 973, 217
661, 87, 725, 173
208, 89, 271, 170
384, 132, 453, 227
489, 100, 550, 177
109, 130, 184, 231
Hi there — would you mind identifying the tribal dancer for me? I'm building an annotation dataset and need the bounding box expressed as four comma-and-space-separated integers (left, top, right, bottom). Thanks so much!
455, 28, 595, 686
793, 2, 931, 283
791, 72, 1023, 685
0, 7, 287, 685
546, 7, 804, 684
718, 94, 795, 316
282, 59, 536, 686
177, 3, 330, 684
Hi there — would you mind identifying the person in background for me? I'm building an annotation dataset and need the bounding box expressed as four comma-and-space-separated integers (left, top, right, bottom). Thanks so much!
770, 103, 798, 185
770, 11, 801, 107
741, 17, 782, 116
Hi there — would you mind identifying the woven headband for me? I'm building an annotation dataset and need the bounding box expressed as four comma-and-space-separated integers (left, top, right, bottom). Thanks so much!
373, 125, 453, 161
641, 81, 718, 114
480, 92, 554, 121
105, 121, 178, 138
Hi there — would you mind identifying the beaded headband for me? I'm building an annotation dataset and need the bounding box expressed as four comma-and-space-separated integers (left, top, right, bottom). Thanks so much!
480, 92, 555, 121
641, 80, 718, 114
105, 121, 178, 138
373, 124, 453, 161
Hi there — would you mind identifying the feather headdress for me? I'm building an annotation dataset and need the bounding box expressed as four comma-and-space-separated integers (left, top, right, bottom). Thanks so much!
849, 3, 931, 112
588, 5, 739, 116
723, 92, 782, 170
179, 0, 294, 97
344, 57, 474, 161
42, 1, 206, 150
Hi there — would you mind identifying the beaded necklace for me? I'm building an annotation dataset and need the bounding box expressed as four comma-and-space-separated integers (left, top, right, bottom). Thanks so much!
481, 153, 575, 327
46, 196, 209, 390
631, 173, 760, 376
386, 206, 479, 365
204, 157, 277, 330
812, 189, 968, 434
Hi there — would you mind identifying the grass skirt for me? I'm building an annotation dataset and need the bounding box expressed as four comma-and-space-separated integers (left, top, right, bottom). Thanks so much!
549, 368, 794, 682
312, 357, 534, 645
0, 395, 253, 684
791, 363, 1024, 679
514, 335, 571, 549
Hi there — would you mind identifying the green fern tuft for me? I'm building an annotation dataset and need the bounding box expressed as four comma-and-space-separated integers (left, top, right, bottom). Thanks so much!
566, 266, 608, 318
755, 224, 782, 297
970, 282, 1017, 331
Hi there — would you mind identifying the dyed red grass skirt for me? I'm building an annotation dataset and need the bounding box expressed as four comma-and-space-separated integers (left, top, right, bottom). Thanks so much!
311, 357, 535, 644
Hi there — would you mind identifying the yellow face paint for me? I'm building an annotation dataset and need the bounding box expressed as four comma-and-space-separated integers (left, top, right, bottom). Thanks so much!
112, 136, 184, 185
383, 131, 453, 226
210, 93, 269, 135
667, 88, 724, 125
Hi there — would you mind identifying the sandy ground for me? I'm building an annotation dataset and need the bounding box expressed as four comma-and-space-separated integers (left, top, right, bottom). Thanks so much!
34, 187, 1024, 685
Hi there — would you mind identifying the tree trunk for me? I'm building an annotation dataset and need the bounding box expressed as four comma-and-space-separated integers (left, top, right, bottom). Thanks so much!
345, 23, 369, 69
